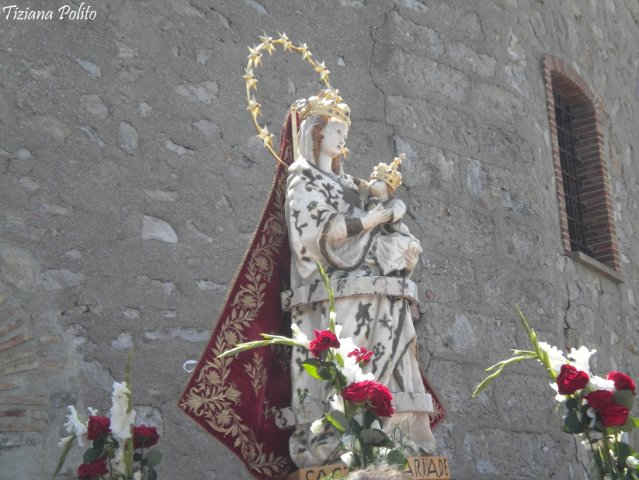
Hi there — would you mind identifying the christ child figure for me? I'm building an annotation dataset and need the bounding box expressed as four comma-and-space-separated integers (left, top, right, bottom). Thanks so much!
365, 155, 423, 276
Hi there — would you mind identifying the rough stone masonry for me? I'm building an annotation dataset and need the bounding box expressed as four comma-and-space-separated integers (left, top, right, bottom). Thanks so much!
0, 0, 638, 479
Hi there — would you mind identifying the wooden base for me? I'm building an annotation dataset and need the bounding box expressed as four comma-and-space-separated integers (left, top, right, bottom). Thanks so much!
285, 456, 450, 480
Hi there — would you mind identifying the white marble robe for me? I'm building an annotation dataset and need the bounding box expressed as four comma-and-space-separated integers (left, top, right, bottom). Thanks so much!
284, 157, 436, 468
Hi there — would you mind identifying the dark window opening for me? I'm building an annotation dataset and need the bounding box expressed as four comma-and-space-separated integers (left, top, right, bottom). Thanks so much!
554, 93, 592, 256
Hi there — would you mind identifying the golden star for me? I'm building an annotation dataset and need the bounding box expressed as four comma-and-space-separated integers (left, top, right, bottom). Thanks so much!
247, 97, 262, 117
315, 61, 330, 82
258, 35, 275, 55
278, 32, 293, 51
258, 126, 272, 146
299, 43, 312, 60
247, 46, 262, 68
242, 67, 257, 90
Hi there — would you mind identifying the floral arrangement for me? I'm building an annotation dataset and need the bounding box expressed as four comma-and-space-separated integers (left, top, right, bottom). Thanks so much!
220, 262, 405, 470
473, 307, 639, 480
53, 352, 162, 480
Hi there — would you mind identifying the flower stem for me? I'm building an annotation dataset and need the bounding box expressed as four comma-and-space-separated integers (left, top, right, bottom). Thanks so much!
585, 429, 607, 480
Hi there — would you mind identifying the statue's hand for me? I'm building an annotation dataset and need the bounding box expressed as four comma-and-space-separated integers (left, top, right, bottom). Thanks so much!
389, 199, 406, 222
405, 241, 422, 271
362, 204, 393, 230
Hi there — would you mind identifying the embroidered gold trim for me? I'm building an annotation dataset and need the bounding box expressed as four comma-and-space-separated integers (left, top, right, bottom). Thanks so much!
245, 351, 267, 394
179, 178, 290, 478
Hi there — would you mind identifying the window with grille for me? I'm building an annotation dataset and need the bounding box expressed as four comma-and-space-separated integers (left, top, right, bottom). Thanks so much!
543, 55, 621, 273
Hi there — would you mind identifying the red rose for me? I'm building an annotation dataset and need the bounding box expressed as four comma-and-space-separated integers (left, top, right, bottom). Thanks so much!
87, 415, 111, 440
77, 459, 108, 479
133, 424, 160, 449
369, 383, 394, 417
598, 403, 630, 427
309, 329, 340, 358
607, 371, 636, 394
343, 380, 374, 403
342, 380, 395, 418
348, 347, 374, 365
556, 364, 589, 395
585, 390, 614, 411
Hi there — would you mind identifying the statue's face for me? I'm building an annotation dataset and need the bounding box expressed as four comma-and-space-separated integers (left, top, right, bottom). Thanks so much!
369, 180, 391, 202
319, 118, 348, 159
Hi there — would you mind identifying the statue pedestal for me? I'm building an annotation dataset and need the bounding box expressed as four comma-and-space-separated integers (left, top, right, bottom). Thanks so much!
285, 456, 450, 480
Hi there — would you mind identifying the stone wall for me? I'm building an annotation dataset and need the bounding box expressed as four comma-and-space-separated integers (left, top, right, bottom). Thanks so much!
1, 1, 638, 479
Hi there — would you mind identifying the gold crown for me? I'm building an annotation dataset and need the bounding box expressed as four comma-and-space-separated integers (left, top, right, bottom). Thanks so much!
292, 88, 351, 126
370, 154, 405, 191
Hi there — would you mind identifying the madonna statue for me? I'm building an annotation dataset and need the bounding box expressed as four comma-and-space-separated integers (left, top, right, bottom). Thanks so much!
283, 89, 437, 467
179, 36, 444, 480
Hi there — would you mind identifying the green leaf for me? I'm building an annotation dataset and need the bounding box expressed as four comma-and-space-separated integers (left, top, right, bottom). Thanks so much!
144, 450, 162, 470
92, 435, 106, 449
385, 449, 406, 466
359, 428, 393, 448
148, 467, 158, 480
83, 447, 103, 463
363, 409, 377, 429
334, 352, 345, 368
473, 354, 536, 398
350, 419, 362, 436
314, 259, 336, 329
613, 390, 635, 410
217, 339, 277, 358
563, 409, 584, 434
616, 442, 634, 470
326, 411, 349, 432
565, 398, 579, 411
145, 449, 162, 467
302, 359, 332, 380
511, 349, 535, 356
622, 415, 639, 433
51, 435, 75, 480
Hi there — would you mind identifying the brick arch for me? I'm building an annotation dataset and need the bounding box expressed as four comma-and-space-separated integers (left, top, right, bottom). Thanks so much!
542, 54, 621, 272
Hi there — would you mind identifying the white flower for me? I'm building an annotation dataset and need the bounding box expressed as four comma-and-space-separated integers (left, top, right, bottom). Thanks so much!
334, 335, 374, 383
58, 435, 74, 448
586, 407, 598, 428
568, 346, 597, 374
133, 472, 143, 480
112, 444, 126, 474
290, 324, 309, 348
538, 342, 567, 374
334, 323, 343, 341
310, 419, 324, 434
589, 375, 615, 391
378, 447, 391, 457
63, 405, 87, 447
341, 362, 374, 384
340, 451, 355, 467
110, 382, 136, 440
330, 394, 345, 414
549, 382, 566, 403
627, 456, 639, 469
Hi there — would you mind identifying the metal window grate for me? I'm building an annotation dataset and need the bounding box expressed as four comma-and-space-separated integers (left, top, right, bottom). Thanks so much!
554, 93, 591, 255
